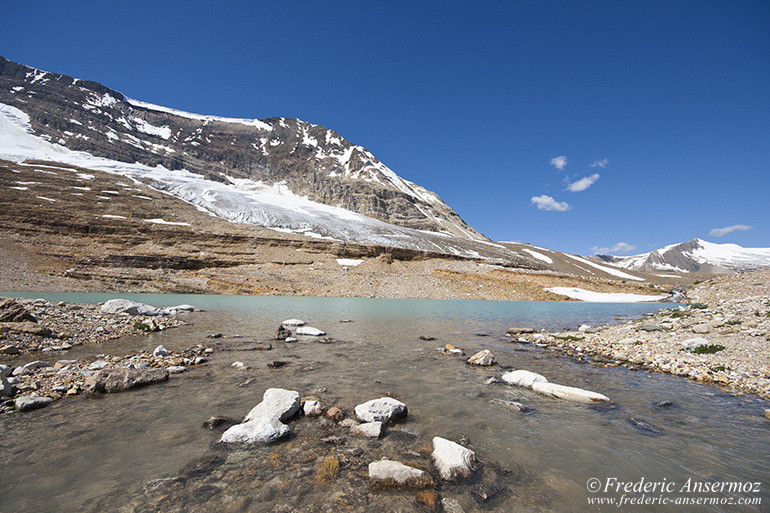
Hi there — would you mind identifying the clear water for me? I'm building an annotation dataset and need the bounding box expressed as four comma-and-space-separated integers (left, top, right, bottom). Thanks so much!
0, 293, 767, 512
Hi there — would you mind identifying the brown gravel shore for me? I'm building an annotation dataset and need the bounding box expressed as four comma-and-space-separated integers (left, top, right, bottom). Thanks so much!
525, 270, 770, 400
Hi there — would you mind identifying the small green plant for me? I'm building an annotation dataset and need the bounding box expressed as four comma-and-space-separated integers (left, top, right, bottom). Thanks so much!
710, 365, 730, 373
554, 335, 584, 342
756, 311, 762, 317
725, 319, 742, 326
692, 344, 725, 355
633, 341, 643, 346
669, 310, 690, 318
133, 321, 150, 331
689, 303, 708, 310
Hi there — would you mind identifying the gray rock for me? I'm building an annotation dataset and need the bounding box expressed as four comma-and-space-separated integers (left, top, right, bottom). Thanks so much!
368, 460, 432, 487
441, 497, 466, 513
152, 345, 170, 357
501, 369, 547, 388
1, 374, 13, 397
15, 396, 54, 412
244, 388, 301, 423
354, 397, 408, 423
100, 299, 166, 316
1, 345, 22, 355
0, 364, 11, 379
466, 349, 495, 366
692, 324, 711, 334
0, 298, 37, 322
276, 325, 292, 340
219, 416, 291, 444
84, 367, 169, 393
491, 398, 532, 413
636, 323, 670, 332
432, 437, 477, 481
88, 360, 110, 370
167, 366, 186, 374
506, 327, 535, 335
351, 421, 384, 438
163, 304, 197, 315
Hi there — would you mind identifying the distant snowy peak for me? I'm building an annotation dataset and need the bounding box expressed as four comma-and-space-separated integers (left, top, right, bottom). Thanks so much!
594, 238, 770, 273
0, 55, 482, 240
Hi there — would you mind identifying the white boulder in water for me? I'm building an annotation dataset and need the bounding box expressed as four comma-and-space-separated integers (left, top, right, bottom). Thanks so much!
368, 460, 431, 487
219, 416, 290, 444
354, 397, 407, 423
244, 388, 301, 423
531, 382, 609, 403
501, 369, 548, 388
100, 299, 166, 316
296, 326, 326, 336
431, 436, 477, 481
282, 319, 306, 326
466, 349, 495, 366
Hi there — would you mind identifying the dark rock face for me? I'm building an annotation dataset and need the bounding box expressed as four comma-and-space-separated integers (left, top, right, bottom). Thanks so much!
275, 325, 291, 340
0, 56, 481, 239
84, 367, 169, 393
0, 298, 37, 323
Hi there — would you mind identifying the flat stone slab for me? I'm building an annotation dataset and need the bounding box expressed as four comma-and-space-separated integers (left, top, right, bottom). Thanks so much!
84, 367, 169, 393
15, 396, 54, 412
219, 416, 290, 444
244, 388, 301, 423
368, 460, 432, 487
501, 369, 548, 388
531, 382, 609, 403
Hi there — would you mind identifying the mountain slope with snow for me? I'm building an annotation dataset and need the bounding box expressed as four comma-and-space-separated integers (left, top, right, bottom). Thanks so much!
0, 55, 482, 239
594, 239, 770, 273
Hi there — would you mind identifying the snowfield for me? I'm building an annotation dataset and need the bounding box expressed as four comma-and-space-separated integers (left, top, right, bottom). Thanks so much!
546, 287, 670, 303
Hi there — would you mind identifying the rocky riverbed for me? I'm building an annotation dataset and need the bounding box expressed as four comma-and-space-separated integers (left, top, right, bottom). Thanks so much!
0, 296, 196, 413
525, 270, 770, 399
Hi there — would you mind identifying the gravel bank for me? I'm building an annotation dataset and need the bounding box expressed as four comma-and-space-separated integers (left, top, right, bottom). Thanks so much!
526, 270, 770, 399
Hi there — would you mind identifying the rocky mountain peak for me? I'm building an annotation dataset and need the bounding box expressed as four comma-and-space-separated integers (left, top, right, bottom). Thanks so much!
0, 55, 483, 239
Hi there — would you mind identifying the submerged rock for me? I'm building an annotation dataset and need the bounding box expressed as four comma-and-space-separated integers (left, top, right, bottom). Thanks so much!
416, 489, 441, 512
15, 396, 54, 412
219, 416, 290, 444
368, 460, 432, 488
501, 369, 548, 388
244, 388, 301, 423
431, 437, 477, 481
354, 397, 408, 423
491, 398, 532, 413
627, 417, 663, 436
84, 367, 169, 394
531, 382, 609, 403
202, 416, 236, 430
351, 421, 384, 438
466, 350, 495, 366
470, 483, 506, 504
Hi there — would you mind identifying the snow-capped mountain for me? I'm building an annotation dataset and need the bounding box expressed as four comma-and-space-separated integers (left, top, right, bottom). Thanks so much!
0, 56, 543, 265
0, 56, 482, 240
594, 238, 770, 273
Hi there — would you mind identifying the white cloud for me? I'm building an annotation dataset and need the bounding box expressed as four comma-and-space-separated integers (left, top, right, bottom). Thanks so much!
708, 224, 753, 237
566, 173, 600, 192
531, 195, 571, 212
590, 158, 609, 168
591, 242, 637, 254
549, 155, 568, 170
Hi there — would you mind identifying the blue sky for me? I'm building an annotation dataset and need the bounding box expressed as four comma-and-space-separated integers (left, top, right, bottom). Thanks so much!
3, 1, 769, 254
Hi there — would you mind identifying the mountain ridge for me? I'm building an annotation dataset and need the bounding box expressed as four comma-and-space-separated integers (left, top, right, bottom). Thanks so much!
592, 238, 770, 274
0, 55, 482, 239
